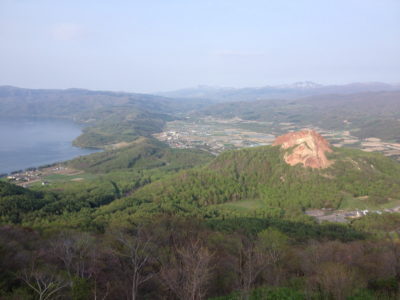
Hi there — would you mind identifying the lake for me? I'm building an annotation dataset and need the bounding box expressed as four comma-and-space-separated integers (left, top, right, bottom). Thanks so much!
0, 118, 98, 174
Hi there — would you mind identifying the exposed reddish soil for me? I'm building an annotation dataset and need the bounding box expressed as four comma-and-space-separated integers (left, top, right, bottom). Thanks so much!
273, 130, 333, 169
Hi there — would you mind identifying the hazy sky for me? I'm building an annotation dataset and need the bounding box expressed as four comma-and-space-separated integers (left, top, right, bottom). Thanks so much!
0, 0, 399, 93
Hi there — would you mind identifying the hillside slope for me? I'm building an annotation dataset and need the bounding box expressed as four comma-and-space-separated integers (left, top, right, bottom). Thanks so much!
0, 138, 213, 225
68, 137, 213, 173
3, 130, 400, 227
98, 131, 400, 219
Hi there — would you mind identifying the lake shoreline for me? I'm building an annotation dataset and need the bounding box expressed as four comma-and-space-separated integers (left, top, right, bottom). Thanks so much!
0, 117, 99, 174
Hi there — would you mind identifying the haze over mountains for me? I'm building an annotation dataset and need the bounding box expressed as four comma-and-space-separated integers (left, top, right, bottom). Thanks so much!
0, 85, 190, 117
158, 81, 400, 101
2, 81, 399, 115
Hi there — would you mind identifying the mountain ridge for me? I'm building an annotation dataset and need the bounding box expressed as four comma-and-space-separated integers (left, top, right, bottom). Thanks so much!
158, 81, 400, 101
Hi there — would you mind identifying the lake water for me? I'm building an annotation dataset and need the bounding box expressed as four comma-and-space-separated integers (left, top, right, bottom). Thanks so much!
0, 118, 98, 174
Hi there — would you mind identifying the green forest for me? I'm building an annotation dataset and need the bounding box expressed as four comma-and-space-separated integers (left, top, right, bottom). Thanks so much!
2, 134, 400, 299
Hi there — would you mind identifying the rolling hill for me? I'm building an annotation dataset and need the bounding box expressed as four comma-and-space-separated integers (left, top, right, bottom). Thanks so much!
96, 130, 400, 221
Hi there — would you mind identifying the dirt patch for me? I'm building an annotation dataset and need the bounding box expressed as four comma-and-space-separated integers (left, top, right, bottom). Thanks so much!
71, 178, 84, 182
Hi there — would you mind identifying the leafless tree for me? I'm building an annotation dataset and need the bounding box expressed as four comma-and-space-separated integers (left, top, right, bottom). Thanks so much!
234, 238, 266, 299
314, 262, 362, 300
51, 231, 96, 279
160, 238, 213, 300
256, 228, 289, 285
20, 263, 69, 300
52, 231, 112, 299
109, 227, 156, 300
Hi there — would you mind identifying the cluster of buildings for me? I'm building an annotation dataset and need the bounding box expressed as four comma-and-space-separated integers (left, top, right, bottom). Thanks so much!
154, 118, 276, 154
6, 170, 41, 183
306, 206, 400, 223
5, 165, 67, 187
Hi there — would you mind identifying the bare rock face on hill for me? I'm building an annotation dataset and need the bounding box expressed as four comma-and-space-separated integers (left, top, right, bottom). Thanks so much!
273, 130, 333, 169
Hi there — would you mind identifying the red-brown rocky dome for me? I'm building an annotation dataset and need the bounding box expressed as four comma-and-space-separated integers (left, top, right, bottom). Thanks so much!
273, 130, 333, 169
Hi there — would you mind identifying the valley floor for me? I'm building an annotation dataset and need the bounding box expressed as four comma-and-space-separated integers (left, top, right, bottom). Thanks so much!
154, 117, 400, 161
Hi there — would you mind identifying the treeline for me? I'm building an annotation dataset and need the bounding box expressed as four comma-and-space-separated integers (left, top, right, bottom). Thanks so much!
1, 216, 400, 299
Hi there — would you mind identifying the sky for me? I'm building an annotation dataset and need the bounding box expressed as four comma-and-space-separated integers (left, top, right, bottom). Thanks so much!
0, 0, 399, 93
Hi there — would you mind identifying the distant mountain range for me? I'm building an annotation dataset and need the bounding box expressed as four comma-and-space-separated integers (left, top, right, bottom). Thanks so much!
0, 85, 184, 117
158, 81, 400, 101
